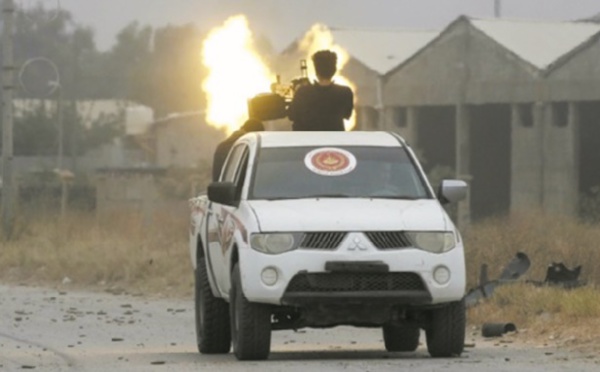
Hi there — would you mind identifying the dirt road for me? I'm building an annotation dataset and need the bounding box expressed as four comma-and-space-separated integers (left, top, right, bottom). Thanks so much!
1, 284, 598, 371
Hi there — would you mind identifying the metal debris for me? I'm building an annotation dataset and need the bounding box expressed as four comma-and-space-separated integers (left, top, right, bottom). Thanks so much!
465, 253, 585, 307
481, 323, 517, 338
465, 252, 531, 307
544, 262, 583, 289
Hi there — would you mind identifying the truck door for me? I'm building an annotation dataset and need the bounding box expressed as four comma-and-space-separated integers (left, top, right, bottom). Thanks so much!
206, 144, 247, 294
218, 147, 251, 293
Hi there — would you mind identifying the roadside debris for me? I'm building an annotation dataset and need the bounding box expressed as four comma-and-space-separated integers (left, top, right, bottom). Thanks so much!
481, 323, 517, 338
542, 262, 583, 289
526, 262, 584, 288
465, 253, 584, 307
465, 252, 531, 307
466, 254, 585, 341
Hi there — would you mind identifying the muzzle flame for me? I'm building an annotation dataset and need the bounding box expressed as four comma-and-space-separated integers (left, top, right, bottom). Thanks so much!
202, 17, 357, 133
201, 15, 275, 134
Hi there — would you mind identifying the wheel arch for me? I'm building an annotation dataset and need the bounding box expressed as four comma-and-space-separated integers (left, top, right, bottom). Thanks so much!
197, 234, 205, 263
230, 244, 239, 274
192, 233, 205, 271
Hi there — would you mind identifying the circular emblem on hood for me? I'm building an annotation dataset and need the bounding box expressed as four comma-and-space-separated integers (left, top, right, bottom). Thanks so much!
305, 148, 357, 176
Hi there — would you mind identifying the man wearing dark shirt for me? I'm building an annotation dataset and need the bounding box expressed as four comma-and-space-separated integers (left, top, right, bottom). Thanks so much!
288, 50, 354, 131
212, 119, 264, 181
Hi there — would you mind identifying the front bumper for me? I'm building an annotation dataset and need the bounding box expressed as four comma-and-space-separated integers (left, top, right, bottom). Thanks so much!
280, 270, 432, 306
238, 240, 466, 306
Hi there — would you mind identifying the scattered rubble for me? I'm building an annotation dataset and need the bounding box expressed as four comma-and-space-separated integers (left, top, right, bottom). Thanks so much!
465, 252, 584, 307
465, 252, 531, 307
482, 323, 517, 338
539, 263, 583, 289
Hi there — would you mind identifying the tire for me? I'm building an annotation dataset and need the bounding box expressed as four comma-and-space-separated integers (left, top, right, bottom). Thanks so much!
195, 256, 231, 354
383, 324, 420, 352
425, 299, 466, 358
230, 264, 272, 360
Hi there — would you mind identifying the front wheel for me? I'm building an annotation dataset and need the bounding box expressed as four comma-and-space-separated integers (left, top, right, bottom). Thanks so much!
230, 264, 272, 360
195, 256, 231, 354
425, 299, 466, 357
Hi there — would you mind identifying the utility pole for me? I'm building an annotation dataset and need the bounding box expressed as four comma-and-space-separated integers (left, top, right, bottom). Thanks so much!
494, 0, 502, 18
57, 84, 63, 169
2, 0, 15, 240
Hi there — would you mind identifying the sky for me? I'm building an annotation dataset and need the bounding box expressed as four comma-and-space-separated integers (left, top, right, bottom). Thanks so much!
37, 0, 600, 51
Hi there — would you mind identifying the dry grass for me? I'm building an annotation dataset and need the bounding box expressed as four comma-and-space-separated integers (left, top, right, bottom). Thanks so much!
468, 284, 600, 349
463, 209, 600, 287
2, 207, 600, 345
0, 206, 193, 297
2, 208, 599, 292
469, 284, 600, 325
463, 209, 600, 347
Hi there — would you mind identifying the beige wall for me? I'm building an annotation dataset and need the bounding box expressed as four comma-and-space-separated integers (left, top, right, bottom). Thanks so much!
153, 115, 225, 168
545, 37, 600, 101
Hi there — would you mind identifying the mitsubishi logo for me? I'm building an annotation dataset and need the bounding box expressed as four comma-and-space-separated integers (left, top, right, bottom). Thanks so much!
348, 236, 368, 251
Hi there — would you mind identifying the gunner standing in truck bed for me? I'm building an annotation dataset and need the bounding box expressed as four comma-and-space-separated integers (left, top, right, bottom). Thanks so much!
288, 50, 354, 131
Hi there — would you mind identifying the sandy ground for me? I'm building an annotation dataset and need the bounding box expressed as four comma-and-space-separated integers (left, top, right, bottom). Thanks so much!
1, 284, 599, 371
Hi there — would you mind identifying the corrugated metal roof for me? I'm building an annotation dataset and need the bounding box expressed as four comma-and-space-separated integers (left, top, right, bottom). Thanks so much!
330, 29, 439, 74
581, 12, 600, 23
470, 18, 600, 70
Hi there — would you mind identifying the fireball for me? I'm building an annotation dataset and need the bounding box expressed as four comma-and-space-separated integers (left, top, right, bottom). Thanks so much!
202, 15, 275, 134
201, 17, 357, 133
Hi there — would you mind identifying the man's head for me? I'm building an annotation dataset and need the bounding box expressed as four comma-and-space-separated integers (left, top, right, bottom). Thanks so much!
241, 118, 265, 133
312, 50, 337, 82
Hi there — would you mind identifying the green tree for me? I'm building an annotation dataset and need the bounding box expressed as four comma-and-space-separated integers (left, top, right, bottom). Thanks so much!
10, 100, 123, 157
0, 5, 125, 156
12, 102, 57, 156
13, 4, 104, 99
106, 22, 154, 99
100, 22, 208, 117
110, 22, 205, 116
126, 24, 207, 117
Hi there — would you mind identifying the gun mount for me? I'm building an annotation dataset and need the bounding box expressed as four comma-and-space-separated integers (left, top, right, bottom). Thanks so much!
247, 60, 310, 121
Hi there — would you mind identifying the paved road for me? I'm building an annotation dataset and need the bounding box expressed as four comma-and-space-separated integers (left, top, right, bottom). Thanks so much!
1, 284, 599, 371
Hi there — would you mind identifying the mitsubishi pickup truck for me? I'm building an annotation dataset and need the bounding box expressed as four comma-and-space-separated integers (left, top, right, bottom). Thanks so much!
189, 131, 468, 360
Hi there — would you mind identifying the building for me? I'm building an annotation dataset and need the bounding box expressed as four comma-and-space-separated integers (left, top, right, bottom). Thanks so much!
13, 99, 152, 131
382, 16, 600, 223
281, 17, 600, 222
147, 112, 226, 169
7, 100, 153, 177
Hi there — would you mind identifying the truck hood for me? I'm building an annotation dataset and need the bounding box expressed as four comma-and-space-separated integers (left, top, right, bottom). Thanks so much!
247, 198, 450, 232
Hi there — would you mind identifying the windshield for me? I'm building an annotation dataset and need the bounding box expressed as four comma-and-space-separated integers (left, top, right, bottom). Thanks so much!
250, 146, 431, 200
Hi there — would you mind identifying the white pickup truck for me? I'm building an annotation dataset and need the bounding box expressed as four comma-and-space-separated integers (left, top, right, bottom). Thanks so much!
189, 131, 468, 360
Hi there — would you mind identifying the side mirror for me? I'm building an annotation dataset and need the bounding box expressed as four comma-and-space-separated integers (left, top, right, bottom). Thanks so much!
208, 182, 238, 207
438, 179, 468, 204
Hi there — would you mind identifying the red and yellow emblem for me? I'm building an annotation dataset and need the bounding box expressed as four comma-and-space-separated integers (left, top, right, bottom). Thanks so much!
305, 148, 357, 176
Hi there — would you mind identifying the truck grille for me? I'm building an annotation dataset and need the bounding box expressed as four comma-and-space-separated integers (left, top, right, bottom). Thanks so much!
365, 232, 412, 250
299, 232, 347, 250
285, 272, 426, 293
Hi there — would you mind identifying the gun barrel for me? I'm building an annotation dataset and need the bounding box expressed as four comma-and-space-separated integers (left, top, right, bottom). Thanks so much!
300, 59, 307, 78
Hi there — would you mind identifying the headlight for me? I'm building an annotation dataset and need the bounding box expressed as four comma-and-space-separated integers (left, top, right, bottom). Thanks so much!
405, 232, 456, 253
250, 233, 298, 255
